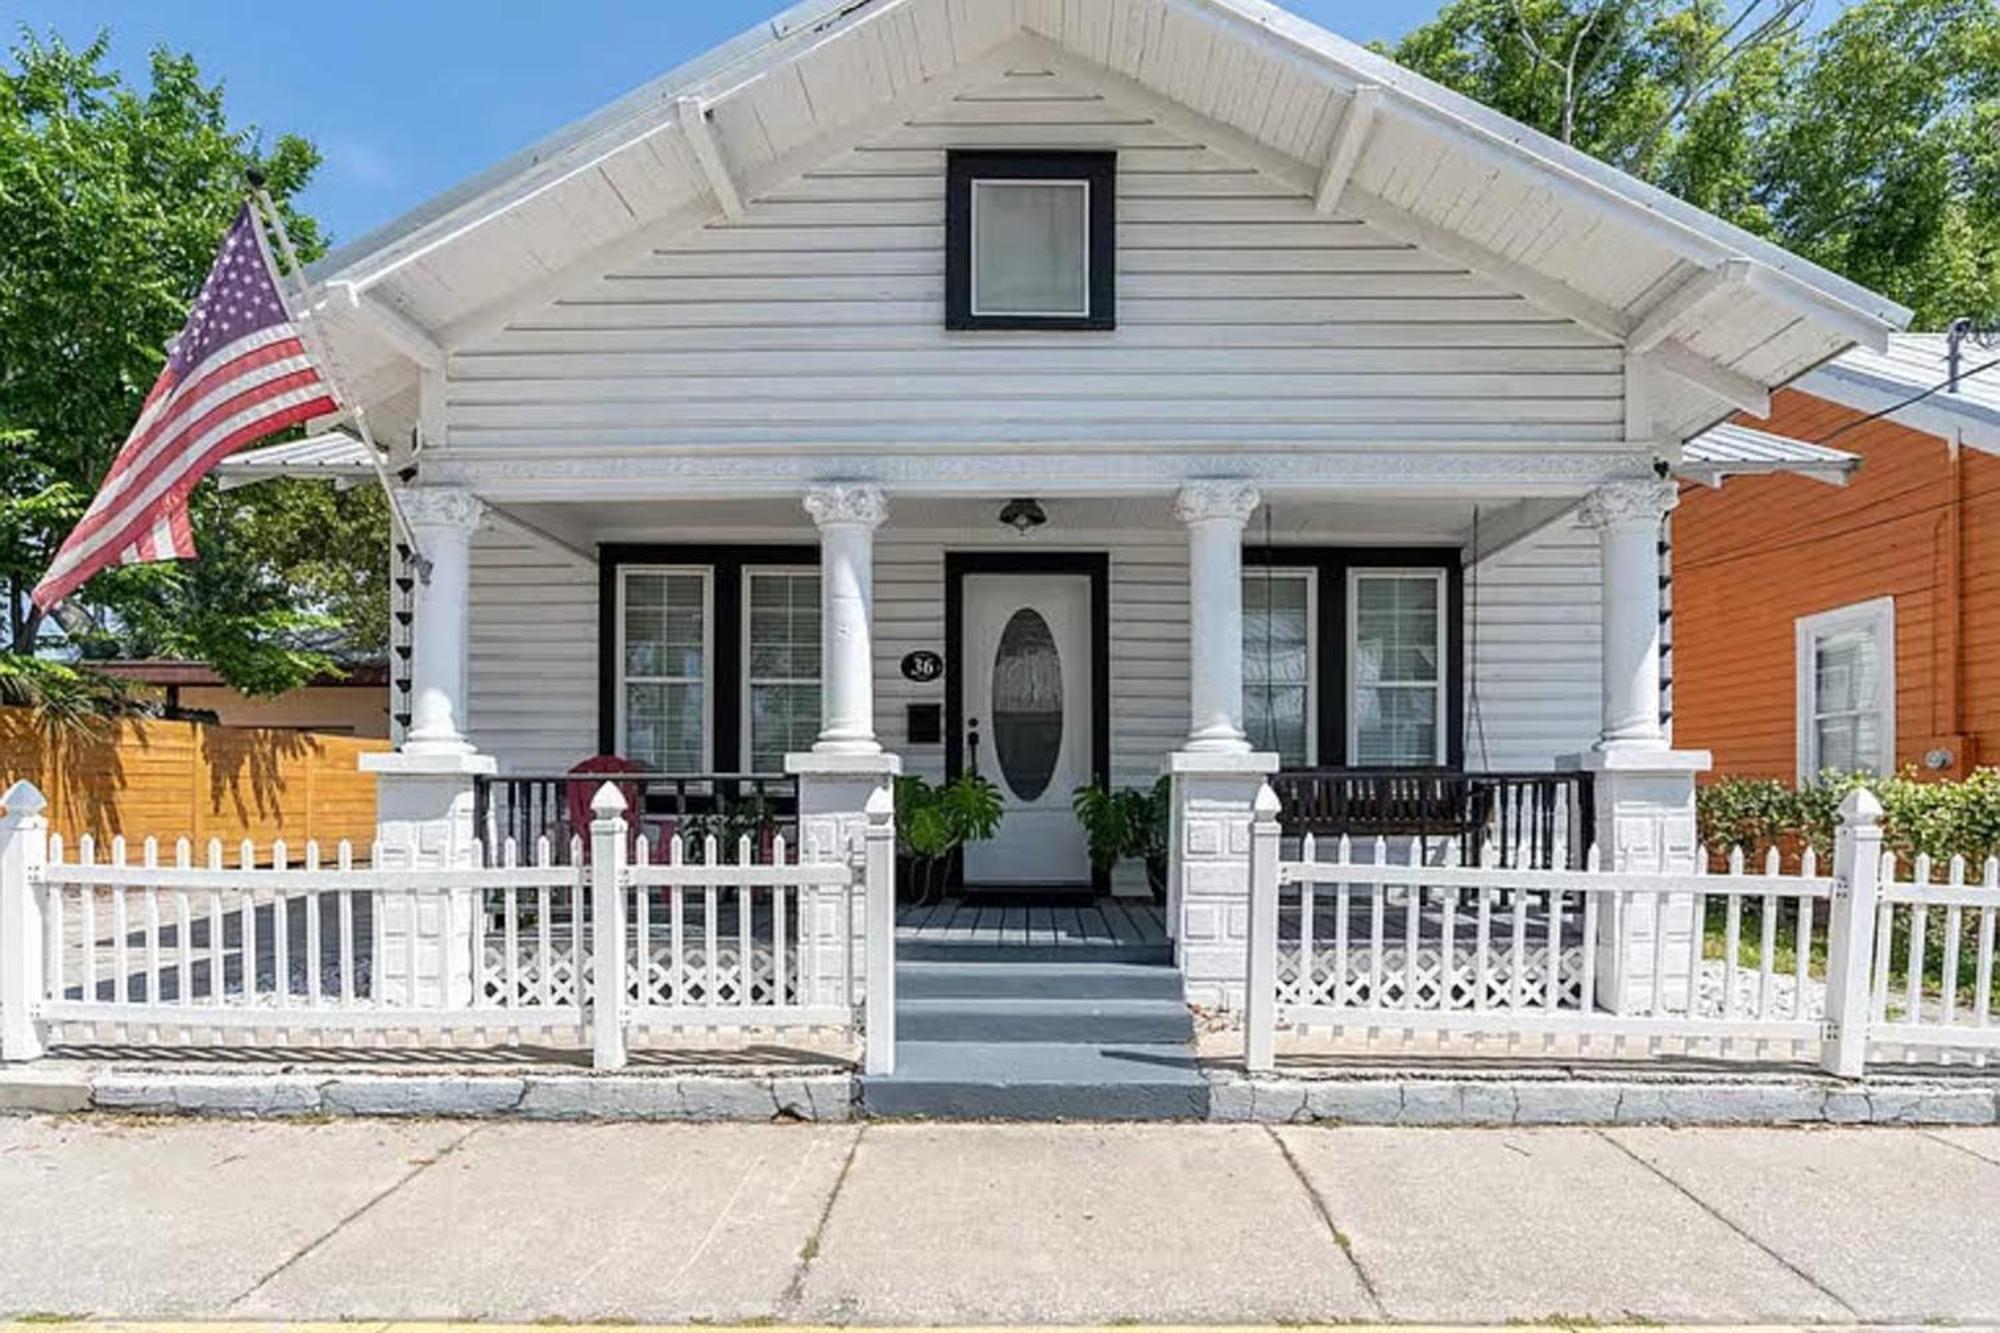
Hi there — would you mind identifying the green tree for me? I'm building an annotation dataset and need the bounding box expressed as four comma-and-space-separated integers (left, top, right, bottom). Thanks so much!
1389, 0, 2000, 325
0, 30, 388, 693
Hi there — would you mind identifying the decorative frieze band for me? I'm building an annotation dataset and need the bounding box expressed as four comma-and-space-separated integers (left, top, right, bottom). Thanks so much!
398, 486, 485, 532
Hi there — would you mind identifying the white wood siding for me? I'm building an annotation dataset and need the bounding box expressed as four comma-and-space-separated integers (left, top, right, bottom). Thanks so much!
1463, 513, 1602, 771
445, 64, 1623, 452
466, 527, 598, 772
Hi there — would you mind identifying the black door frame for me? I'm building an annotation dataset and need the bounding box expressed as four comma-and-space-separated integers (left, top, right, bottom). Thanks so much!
944, 551, 1111, 894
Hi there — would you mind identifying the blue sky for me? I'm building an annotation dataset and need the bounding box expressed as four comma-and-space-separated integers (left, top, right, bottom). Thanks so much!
7, 0, 1447, 247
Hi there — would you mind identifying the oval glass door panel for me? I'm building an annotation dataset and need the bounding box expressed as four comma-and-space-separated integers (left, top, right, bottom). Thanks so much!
991, 608, 1064, 801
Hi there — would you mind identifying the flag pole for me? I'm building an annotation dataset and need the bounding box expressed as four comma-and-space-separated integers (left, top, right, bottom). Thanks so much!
244, 171, 433, 583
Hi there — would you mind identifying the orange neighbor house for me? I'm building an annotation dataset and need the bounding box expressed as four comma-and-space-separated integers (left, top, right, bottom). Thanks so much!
1673, 335, 2000, 784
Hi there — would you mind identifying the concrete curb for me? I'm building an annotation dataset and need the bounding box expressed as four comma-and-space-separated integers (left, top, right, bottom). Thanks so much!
5, 1063, 1998, 1125
2, 1066, 854, 1121
1207, 1073, 2000, 1126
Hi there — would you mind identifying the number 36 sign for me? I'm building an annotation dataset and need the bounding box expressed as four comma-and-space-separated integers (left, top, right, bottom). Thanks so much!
900, 650, 944, 683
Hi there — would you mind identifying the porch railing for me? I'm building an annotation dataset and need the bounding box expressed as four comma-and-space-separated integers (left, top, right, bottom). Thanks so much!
473, 772, 798, 866
1268, 768, 1593, 870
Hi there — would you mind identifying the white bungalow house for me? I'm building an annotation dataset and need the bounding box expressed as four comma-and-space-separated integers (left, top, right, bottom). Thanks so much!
248, 0, 1907, 1033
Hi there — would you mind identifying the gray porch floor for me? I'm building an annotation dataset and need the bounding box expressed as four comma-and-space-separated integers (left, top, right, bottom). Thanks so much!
895, 898, 1170, 950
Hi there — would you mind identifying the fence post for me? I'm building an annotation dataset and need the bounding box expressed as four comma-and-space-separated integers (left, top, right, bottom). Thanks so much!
589, 782, 629, 1072
1822, 786, 1884, 1077
1244, 783, 1282, 1074
1, 781, 49, 1062
862, 785, 896, 1076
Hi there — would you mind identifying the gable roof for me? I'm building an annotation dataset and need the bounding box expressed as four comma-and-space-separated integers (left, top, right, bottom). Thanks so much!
301, 0, 1909, 447
1798, 334, 2000, 453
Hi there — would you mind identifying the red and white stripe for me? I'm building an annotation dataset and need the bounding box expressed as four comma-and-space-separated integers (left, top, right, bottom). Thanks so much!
33, 326, 336, 609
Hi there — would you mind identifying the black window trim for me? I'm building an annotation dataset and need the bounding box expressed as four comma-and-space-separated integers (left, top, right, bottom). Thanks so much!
598, 544, 819, 772
1241, 546, 1466, 769
946, 150, 1116, 331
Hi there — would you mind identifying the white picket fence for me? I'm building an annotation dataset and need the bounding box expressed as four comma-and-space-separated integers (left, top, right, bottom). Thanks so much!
1246, 787, 2000, 1075
0, 780, 896, 1072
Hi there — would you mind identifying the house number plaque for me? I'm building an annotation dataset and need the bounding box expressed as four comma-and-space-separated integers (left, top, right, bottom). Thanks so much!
900, 650, 944, 683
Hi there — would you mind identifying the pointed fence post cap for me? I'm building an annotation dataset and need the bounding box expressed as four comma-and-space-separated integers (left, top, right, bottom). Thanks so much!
1, 780, 46, 818
590, 781, 629, 817
1253, 783, 1282, 818
864, 785, 894, 821
1838, 785, 1884, 825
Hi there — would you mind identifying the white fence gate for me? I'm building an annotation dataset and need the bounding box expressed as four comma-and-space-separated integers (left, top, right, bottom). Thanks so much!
0, 780, 897, 1073
1246, 785, 2000, 1076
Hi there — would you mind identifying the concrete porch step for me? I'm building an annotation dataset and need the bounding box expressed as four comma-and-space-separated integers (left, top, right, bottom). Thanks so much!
897, 995, 1194, 1045
897, 959, 1187, 1001
860, 1040, 1209, 1121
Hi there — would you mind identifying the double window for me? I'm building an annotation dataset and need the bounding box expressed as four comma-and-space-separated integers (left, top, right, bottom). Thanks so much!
1795, 597, 1894, 779
1242, 557, 1456, 769
607, 551, 819, 774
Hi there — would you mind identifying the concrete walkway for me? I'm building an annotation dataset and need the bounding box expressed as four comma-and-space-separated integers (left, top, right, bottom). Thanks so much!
0, 1118, 1995, 1325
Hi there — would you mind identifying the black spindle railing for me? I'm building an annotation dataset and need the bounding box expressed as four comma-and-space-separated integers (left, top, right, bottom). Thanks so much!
471, 772, 799, 865
1268, 768, 1594, 869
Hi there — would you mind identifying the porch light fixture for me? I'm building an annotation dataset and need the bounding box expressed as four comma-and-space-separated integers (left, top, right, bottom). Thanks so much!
998, 498, 1047, 536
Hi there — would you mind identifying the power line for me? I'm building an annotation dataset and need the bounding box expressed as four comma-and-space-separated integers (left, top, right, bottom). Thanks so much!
1804, 354, 2000, 447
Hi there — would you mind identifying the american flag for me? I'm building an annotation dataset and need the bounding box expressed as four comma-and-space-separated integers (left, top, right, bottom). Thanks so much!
32, 203, 339, 609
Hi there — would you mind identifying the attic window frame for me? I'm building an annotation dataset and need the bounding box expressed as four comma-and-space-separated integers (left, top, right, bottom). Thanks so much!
946, 150, 1116, 331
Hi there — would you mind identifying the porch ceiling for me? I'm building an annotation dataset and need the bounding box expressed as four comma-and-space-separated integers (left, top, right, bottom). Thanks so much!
300, 0, 1908, 452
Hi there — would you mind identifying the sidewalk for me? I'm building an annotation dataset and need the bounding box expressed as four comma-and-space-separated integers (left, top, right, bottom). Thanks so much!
0, 1118, 1994, 1325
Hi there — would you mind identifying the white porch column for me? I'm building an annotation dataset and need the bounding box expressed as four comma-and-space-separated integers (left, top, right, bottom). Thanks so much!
803, 485, 888, 756
1174, 481, 1261, 754
1167, 481, 1277, 1013
789, 484, 897, 1018
360, 484, 493, 1010
1572, 479, 1711, 1013
401, 486, 484, 756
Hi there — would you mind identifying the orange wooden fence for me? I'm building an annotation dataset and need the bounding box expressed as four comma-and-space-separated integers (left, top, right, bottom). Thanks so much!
0, 707, 385, 855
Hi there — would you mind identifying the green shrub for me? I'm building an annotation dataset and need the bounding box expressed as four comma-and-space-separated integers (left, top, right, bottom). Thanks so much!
1696, 768, 2000, 867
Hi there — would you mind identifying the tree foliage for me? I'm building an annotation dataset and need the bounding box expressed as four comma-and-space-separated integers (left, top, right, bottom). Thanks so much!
1389, 0, 2000, 326
0, 30, 387, 694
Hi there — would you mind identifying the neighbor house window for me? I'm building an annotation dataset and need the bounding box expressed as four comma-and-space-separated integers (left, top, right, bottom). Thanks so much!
1243, 569, 1316, 767
618, 568, 711, 772
1349, 570, 1446, 766
1796, 597, 1894, 779
946, 151, 1115, 330
744, 569, 821, 772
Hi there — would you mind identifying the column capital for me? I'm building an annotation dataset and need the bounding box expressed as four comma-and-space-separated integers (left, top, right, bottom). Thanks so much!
1577, 479, 1678, 532
803, 484, 888, 530
1173, 480, 1261, 527
399, 485, 485, 532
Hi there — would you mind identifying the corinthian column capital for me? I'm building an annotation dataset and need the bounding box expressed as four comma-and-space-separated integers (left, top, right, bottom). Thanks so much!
1577, 479, 1678, 532
1173, 481, 1261, 528
803, 484, 889, 530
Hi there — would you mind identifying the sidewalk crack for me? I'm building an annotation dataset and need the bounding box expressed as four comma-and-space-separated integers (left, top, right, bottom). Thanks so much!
1920, 1127, 2000, 1169
1593, 1128, 1858, 1318
779, 1122, 865, 1316
1264, 1125, 1386, 1318
225, 1122, 485, 1313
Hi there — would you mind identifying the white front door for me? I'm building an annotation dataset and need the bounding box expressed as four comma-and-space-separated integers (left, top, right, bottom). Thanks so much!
961, 572, 1094, 888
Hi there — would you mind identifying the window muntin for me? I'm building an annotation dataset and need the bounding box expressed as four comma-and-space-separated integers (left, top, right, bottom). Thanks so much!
1796, 597, 1894, 779
1348, 570, 1446, 767
971, 180, 1090, 318
743, 569, 821, 773
618, 567, 712, 773
1243, 569, 1316, 767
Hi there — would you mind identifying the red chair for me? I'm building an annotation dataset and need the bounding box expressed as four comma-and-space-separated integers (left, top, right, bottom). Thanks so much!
564, 755, 655, 862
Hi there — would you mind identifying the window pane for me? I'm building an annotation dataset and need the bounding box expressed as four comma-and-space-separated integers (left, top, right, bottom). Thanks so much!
1353, 685, 1439, 766
1243, 573, 1311, 764
624, 572, 705, 679
747, 572, 821, 770
1354, 575, 1440, 685
1815, 631, 1877, 715
624, 682, 705, 772
973, 181, 1088, 316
